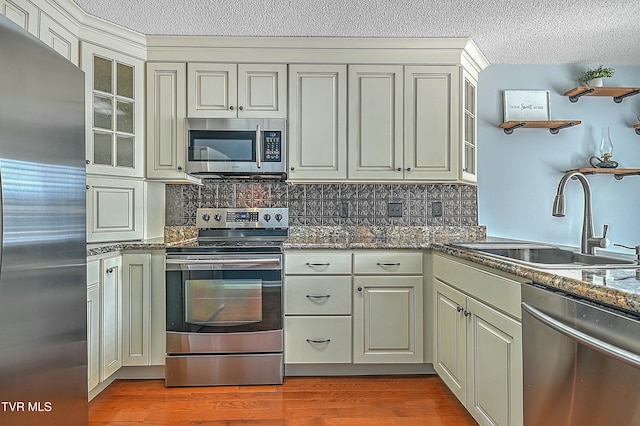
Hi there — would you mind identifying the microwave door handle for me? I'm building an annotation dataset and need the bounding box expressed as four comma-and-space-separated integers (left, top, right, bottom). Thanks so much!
256, 124, 262, 169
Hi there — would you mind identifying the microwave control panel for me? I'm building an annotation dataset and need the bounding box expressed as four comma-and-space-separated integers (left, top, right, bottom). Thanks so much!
263, 131, 282, 162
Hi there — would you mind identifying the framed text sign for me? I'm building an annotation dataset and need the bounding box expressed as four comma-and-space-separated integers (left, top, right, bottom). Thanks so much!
503, 90, 550, 121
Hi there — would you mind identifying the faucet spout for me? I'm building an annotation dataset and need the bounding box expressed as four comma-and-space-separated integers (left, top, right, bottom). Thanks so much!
552, 172, 595, 254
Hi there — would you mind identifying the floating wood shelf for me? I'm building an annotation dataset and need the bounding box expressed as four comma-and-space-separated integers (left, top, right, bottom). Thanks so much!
500, 120, 581, 135
564, 87, 640, 103
565, 167, 640, 180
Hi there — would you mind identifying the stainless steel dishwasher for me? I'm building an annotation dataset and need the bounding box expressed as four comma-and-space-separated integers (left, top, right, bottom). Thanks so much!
521, 283, 640, 426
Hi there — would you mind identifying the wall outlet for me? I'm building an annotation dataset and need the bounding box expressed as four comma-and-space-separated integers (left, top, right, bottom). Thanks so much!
432, 201, 443, 217
340, 201, 349, 218
388, 202, 403, 217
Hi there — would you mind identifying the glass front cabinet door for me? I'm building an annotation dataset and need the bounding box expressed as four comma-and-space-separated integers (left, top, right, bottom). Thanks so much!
82, 42, 144, 177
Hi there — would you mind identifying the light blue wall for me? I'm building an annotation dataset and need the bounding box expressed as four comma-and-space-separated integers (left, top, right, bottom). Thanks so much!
477, 65, 640, 253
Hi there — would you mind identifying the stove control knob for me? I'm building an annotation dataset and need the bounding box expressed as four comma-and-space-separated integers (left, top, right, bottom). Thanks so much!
214, 214, 222, 222
275, 213, 283, 222
263, 213, 271, 222
202, 213, 211, 222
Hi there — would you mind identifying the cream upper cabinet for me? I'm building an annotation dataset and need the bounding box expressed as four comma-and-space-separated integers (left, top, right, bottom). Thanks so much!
39, 12, 78, 65
86, 176, 144, 243
288, 64, 347, 181
82, 42, 145, 177
187, 63, 287, 118
1, 0, 78, 65
146, 62, 197, 183
461, 71, 478, 182
404, 66, 459, 180
1, 0, 39, 36
348, 65, 404, 180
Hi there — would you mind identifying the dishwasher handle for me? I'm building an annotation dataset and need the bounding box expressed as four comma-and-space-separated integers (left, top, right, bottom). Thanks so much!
522, 302, 640, 369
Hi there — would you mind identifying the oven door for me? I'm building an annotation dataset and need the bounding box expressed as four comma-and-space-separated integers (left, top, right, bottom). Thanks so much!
166, 253, 282, 332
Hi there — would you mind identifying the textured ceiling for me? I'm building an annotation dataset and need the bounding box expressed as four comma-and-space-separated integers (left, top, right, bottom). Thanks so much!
73, 0, 640, 65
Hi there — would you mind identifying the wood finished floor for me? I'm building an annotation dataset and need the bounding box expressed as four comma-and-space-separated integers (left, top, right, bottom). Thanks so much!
89, 376, 477, 425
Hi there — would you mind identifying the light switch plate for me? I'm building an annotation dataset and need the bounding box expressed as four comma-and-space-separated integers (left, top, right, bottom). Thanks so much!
388, 202, 403, 217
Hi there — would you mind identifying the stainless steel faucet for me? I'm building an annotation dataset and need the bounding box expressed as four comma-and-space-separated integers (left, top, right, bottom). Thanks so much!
552, 171, 609, 255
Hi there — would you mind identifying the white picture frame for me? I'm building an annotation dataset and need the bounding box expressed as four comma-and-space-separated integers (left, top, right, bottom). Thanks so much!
503, 90, 550, 121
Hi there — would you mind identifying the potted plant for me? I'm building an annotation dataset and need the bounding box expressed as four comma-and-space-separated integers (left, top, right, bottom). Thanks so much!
578, 65, 615, 87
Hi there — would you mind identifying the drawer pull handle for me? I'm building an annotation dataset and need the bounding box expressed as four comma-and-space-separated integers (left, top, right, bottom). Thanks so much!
306, 262, 331, 266
376, 262, 401, 267
306, 294, 331, 300
306, 339, 331, 344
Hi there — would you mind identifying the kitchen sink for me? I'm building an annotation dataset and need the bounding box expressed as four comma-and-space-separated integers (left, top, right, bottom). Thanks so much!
449, 242, 638, 269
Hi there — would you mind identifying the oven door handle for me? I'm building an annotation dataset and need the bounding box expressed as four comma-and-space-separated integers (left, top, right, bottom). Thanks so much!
166, 258, 280, 267
256, 124, 262, 169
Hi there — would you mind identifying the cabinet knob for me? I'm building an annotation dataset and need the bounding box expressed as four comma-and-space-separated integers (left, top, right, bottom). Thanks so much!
86, 160, 91, 165
456, 306, 463, 313
106, 268, 114, 274
86, 185, 90, 190
357, 287, 363, 292
177, 166, 183, 171
396, 167, 402, 171
290, 167, 295, 171
463, 310, 471, 317
406, 167, 412, 172
239, 106, 244, 111
229, 106, 235, 111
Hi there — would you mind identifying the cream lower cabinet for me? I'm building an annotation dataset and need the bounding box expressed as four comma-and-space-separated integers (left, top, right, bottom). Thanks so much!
288, 64, 348, 181
284, 250, 424, 365
100, 254, 123, 382
352, 252, 424, 363
87, 259, 101, 392
433, 254, 524, 426
122, 251, 166, 366
284, 251, 352, 364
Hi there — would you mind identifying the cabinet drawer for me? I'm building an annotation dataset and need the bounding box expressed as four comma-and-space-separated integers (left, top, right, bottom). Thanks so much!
284, 316, 351, 364
353, 252, 423, 275
285, 276, 351, 315
285, 252, 351, 275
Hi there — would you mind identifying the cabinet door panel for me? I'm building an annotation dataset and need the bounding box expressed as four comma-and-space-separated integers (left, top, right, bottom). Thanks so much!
101, 256, 122, 381
187, 63, 236, 117
433, 279, 466, 403
146, 63, 189, 179
238, 64, 286, 118
1, 0, 38, 35
288, 64, 347, 180
467, 297, 522, 426
348, 65, 403, 180
40, 13, 78, 65
353, 276, 423, 363
87, 177, 144, 242
122, 253, 151, 366
87, 259, 100, 391
405, 66, 459, 180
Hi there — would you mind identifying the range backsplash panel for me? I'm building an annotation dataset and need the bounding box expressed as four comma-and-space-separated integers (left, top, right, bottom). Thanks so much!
166, 180, 478, 227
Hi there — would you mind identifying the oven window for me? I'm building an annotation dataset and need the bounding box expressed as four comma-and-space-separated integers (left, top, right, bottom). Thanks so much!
185, 279, 262, 326
166, 268, 282, 333
189, 131, 256, 162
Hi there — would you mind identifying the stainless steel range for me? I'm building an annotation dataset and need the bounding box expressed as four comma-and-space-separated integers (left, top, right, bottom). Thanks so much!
165, 207, 288, 387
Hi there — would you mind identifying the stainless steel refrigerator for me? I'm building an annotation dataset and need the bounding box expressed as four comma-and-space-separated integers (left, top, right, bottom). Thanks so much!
0, 16, 88, 425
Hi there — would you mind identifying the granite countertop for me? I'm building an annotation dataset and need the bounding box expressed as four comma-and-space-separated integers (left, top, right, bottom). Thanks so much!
92, 225, 640, 316
284, 226, 640, 316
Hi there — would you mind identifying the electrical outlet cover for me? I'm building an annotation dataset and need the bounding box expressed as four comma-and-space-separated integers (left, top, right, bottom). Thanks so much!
388, 202, 403, 217
432, 201, 443, 217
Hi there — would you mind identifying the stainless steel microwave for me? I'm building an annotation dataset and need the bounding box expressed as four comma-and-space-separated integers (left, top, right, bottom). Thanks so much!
186, 118, 286, 178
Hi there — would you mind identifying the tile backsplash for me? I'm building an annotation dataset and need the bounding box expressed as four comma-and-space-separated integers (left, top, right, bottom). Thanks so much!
166, 180, 478, 227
